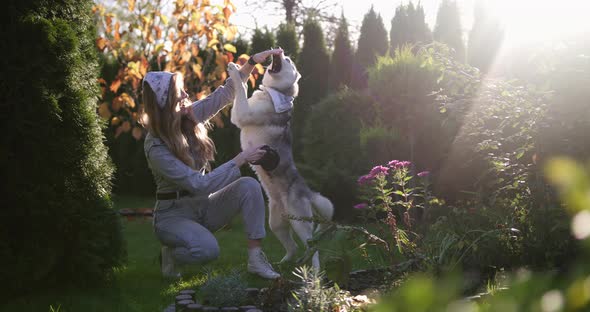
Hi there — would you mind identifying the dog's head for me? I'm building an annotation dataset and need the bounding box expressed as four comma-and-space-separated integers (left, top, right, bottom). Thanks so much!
262, 50, 301, 96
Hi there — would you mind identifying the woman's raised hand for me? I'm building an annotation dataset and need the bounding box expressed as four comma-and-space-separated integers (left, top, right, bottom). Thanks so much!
251, 48, 283, 64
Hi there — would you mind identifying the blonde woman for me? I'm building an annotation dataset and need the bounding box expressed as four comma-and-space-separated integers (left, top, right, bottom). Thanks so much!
142, 48, 283, 279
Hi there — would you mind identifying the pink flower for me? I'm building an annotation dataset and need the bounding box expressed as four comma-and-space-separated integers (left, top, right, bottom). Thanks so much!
353, 203, 368, 209
389, 160, 411, 169
369, 165, 389, 176
388, 160, 400, 167
399, 161, 411, 168
357, 174, 374, 185
417, 171, 430, 177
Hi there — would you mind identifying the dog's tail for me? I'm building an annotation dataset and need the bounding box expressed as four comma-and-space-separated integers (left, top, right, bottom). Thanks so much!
311, 193, 334, 224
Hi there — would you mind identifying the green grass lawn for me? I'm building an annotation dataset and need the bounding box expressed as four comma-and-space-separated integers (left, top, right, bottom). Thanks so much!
0, 195, 377, 311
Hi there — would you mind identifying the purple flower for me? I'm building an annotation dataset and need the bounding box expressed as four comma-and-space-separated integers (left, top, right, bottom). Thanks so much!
357, 174, 374, 185
417, 171, 430, 177
354, 203, 368, 209
389, 160, 411, 169
388, 160, 400, 167
369, 165, 389, 176
399, 161, 411, 168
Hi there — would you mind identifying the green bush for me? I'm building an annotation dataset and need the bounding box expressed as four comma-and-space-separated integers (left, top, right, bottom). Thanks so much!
0, 0, 125, 295
300, 88, 375, 220
367, 45, 457, 175
199, 270, 248, 307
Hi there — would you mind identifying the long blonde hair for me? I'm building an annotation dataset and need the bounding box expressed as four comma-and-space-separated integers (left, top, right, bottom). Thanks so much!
141, 72, 215, 170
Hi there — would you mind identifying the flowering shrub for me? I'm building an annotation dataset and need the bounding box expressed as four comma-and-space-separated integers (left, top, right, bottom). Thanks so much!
355, 160, 439, 259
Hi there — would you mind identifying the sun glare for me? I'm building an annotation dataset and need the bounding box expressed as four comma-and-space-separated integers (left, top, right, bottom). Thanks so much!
483, 0, 590, 44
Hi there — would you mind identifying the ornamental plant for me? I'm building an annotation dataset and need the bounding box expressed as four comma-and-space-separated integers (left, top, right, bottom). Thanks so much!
355, 160, 438, 260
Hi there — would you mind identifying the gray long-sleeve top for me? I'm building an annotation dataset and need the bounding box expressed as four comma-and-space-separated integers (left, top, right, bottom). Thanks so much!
144, 78, 241, 197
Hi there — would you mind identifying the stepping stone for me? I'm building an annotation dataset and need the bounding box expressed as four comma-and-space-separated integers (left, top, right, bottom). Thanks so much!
176, 299, 195, 311
176, 294, 193, 303
239, 306, 257, 312
202, 307, 220, 311
179, 289, 196, 298
220, 308, 239, 311
186, 303, 203, 311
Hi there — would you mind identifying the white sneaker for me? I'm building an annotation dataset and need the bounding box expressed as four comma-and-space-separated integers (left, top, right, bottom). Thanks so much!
160, 246, 181, 279
247, 249, 280, 279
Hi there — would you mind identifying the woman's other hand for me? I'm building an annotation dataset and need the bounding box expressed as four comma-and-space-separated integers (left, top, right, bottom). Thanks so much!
233, 145, 267, 167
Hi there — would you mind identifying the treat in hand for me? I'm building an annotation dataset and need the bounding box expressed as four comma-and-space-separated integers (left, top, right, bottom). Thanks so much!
250, 145, 280, 171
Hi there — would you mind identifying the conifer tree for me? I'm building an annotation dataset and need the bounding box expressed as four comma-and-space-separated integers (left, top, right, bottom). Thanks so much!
232, 36, 250, 57
292, 18, 330, 158
389, 2, 432, 54
434, 0, 465, 61
1, 0, 124, 293
249, 27, 276, 63
353, 6, 388, 89
330, 14, 354, 90
356, 6, 389, 69
276, 22, 300, 62
467, 0, 504, 73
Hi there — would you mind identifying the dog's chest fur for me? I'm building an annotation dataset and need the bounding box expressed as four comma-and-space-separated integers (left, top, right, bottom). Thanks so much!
238, 90, 289, 150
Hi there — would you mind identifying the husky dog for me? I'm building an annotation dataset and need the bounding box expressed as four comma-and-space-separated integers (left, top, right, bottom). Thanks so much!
228, 52, 334, 268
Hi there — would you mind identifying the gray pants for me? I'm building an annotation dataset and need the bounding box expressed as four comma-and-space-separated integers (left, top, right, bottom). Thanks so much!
153, 177, 266, 264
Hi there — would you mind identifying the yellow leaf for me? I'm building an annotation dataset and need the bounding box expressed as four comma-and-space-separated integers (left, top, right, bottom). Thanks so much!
127, 0, 135, 11
112, 96, 124, 112
191, 42, 200, 57
114, 22, 121, 41
154, 43, 165, 54
96, 37, 108, 51
254, 63, 264, 75
207, 39, 219, 48
120, 93, 136, 108
181, 51, 192, 64
111, 116, 121, 126
223, 43, 236, 53
110, 79, 122, 93
98, 103, 111, 120
159, 13, 169, 26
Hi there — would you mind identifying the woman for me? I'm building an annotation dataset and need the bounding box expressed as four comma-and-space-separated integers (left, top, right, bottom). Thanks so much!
142, 48, 283, 279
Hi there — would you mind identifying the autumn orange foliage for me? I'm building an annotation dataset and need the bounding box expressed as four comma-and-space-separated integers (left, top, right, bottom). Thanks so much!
93, 0, 262, 139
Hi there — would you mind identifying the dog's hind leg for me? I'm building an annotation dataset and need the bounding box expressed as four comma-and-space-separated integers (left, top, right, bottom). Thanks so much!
287, 196, 321, 269
269, 197, 298, 263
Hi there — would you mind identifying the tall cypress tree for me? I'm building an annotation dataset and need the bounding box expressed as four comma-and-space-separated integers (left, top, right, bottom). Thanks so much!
356, 6, 389, 69
292, 18, 330, 158
434, 0, 465, 61
1, 0, 124, 293
389, 2, 432, 55
467, 0, 504, 73
276, 22, 300, 62
249, 27, 276, 63
329, 14, 354, 90
353, 6, 388, 89
231, 36, 250, 57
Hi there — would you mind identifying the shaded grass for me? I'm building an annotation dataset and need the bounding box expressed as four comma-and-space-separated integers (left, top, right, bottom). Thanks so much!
1, 195, 375, 311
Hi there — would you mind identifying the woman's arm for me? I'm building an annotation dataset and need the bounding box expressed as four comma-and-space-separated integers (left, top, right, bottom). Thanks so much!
187, 48, 283, 123
147, 142, 241, 195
